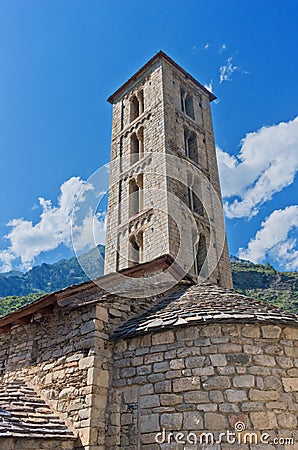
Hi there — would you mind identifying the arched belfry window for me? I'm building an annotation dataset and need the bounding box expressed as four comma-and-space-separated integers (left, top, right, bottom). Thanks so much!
195, 234, 208, 277
184, 128, 198, 163
188, 184, 204, 217
130, 127, 144, 164
128, 232, 143, 266
181, 88, 195, 120
129, 174, 143, 217
130, 90, 144, 122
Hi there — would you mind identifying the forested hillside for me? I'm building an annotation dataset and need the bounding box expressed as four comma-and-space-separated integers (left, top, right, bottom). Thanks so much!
0, 251, 297, 318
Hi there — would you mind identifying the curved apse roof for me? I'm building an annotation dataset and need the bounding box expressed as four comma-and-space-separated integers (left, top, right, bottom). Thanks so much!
112, 282, 298, 339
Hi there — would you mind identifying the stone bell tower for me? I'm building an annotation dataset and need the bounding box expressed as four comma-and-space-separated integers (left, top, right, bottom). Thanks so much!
104, 51, 232, 289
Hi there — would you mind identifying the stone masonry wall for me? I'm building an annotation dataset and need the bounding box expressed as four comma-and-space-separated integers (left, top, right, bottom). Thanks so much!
107, 323, 298, 449
0, 437, 75, 450
0, 286, 164, 450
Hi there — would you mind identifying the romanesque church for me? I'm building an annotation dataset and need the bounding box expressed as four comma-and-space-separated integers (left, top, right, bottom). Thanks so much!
0, 51, 298, 450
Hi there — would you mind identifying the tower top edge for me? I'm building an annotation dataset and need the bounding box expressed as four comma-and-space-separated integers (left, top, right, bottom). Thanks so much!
107, 50, 216, 104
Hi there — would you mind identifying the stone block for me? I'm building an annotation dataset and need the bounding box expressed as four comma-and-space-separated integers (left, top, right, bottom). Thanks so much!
219, 403, 240, 413
140, 394, 160, 408
241, 402, 264, 411
153, 361, 169, 372
250, 411, 277, 429
283, 327, 298, 340
277, 412, 297, 429
184, 390, 209, 403
225, 389, 248, 402
249, 389, 279, 401
80, 320, 95, 335
200, 324, 222, 337
263, 376, 282, 390
248, 366, 271, 376
233, 375, 255, 388
120, 367, 136, 378
241, 325, 260, 338
217, 344, 242, 353
160, 412, 183, 430
261, 325, 281, 339
152, 331, 174, 345
183, 411, 204, 429
210, 354, 227, 367
170, 358, 185, 370
79, 356, 94, 370
144, 353, 163, 364
253, 355, 276, 367
140, 414, 160, 433
192, 366, 215, 376
155, 380, 172, 393
173, 377, 200, 392
204, 412, 227, 430
185, 356, 205, 368
276, 357, 293, 368
226, 353, 250, 365
202, 376, 231, 391
209, 390, 224, 403
282, 377, 298, 392
160, 394, 183, 406
285, 346, 298, 358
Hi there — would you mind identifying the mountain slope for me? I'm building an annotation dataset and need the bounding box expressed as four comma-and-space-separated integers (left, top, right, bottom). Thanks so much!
0, 251, 297, 318
0, 245, 105, 297
232, 260, 298, 313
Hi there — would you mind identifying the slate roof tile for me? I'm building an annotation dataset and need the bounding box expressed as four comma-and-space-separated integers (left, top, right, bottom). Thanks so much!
112, 282, 298, 339
0, 379, 76, 439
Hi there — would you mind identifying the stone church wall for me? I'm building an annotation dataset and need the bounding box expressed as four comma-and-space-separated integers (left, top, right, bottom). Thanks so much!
107, 323, 298, 449
0, 285, 163, 449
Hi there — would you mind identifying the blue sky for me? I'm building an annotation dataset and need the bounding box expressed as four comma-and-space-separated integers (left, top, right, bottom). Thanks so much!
0, 0, 297, 273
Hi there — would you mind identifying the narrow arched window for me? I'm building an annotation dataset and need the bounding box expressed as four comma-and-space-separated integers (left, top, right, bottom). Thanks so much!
131, 133, 139, 164
188, 185, 204, 217
128, 232, 143, 266
130, 90, 144, 122
130, 128, 144, 164
130, 95, 139, 122
129, 178, 139, 217
184, 129, 198, 163
181, 88, 195, 120
196, 234, 208, 277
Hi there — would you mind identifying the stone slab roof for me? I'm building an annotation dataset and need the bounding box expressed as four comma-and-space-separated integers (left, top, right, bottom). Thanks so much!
112, 282, 298, 339
0, 379, 76, 440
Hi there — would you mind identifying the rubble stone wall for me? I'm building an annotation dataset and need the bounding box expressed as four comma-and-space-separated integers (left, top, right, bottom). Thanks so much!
0, 437, 75, 450
0, 289, 162, 450
107, 323, 298, 449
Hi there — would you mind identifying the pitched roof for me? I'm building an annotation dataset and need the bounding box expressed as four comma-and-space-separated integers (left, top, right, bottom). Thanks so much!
107, 50, 216, 104
112, 282, 298, 339
0, 254, 185, 331
0, 379, 76, 440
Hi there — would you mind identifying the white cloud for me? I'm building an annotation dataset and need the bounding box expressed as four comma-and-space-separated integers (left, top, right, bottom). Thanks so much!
204, 43, 209, 49
0, 177, 107, 272
204, 79, 213, 93
219, 56, 238, 83
217, 116, 298, 219
219, 43, 227, 53
72, 211, 107, 254
239, 206, 298, 270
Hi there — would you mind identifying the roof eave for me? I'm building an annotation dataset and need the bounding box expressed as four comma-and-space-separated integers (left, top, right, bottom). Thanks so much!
107, 50, 216, 104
